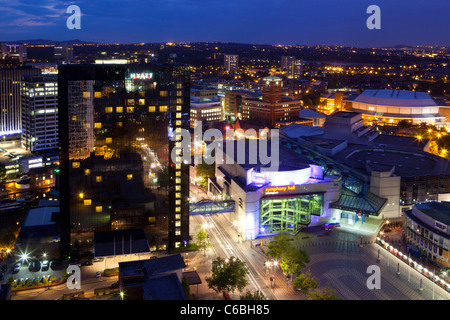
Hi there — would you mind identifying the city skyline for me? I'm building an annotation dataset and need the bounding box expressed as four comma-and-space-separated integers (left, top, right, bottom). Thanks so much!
0, 0, 449, 47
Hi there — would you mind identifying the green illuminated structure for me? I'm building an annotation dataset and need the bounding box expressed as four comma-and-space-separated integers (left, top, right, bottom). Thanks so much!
260, 194, 323, 234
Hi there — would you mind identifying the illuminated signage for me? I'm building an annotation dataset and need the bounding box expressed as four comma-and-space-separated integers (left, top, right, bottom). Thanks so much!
264, 185, 296, 195
435, 221, 447, 233
129, 72, 153, 80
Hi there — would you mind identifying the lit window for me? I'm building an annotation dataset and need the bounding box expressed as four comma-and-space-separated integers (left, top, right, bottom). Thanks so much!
139, 99, 145, 105
116, 106, 123, 113
175, 207, 181, 212
148, 106, 156, 112
105, 107, 113, 113
72, 162, 80, 168
175, 214, 181, 219
94, 92, 102, 98
127, 99, 134, 105
96, 206, 103, 213
94, 122, 102, 129
160, 106, 168, 112
176, 192, 181, 198
84, 199, 91, 206
176, 178, 181, 184
84, 169, 90, 175
127, 174, 133, 180
83, 92, 90, 98
176, 105, 182, 111
96, 176, 102, 182
176, 171, 181, 176
160, 91, 168, 97
175, 221, 181, 227
176, 113, 181, 118
127, 107, 134, 113
176, 120, 182, 126
175, 200, 181, 205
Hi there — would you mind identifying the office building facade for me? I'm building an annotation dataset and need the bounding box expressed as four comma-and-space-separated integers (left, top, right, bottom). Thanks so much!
58, 64, 190, 254
242, 76, 302, 127
224, 54, 239, 72
21, 75, 58, 152
281, 56, 302, 79
0, 67, 41, 137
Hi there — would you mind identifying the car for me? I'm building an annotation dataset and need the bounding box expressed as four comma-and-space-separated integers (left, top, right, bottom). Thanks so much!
29, 261, 41, 272
34, 261, 41, 271
82, 260, 93, 266
41, 260, 49, 271
92, 258, 103, 263
50, 260, 62, 270
13, 262, 21, 273
95, 271, 102, 278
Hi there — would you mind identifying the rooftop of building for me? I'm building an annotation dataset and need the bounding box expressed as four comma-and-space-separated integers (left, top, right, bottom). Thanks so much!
333, 144, 450, 177
23, 206, 58, 227
142, 273, 186, 300
353, 89, 440, 107
221, 139, 313, 172
94, 228, 150, 258
300, 108, 327, 118
119, 254, 186, 279
414, 201, 450, 226
280, 123, 324, 139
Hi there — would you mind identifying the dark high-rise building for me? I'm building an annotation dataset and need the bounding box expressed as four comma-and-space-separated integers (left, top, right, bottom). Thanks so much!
54, 44, 74, 64
58, 63, 190, 255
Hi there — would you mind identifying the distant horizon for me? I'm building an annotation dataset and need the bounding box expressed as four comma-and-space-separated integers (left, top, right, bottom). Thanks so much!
0, 0, 449, 47
1, 39, 449, 49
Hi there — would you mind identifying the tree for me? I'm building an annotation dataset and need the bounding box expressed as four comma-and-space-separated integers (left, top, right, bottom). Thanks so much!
292, 269, 318, 294
206, 256, 248, 296
0, 230, 16, 250
196, 162, 215, 188
267, 234, 292, 260
195, 227, 212, 256
240, 290, 267, 300
279, 247, 309, 276
309, 286, 341, 300
181, 276, 191, 299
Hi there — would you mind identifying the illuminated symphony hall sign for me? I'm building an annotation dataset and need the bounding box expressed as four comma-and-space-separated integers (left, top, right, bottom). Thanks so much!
264, 185, 297, 195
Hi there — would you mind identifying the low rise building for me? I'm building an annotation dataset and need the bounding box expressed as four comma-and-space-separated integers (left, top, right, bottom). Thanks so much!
403, 202, 450, 268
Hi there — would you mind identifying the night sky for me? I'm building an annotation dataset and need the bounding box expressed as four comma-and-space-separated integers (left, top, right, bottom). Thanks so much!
0, 0, 449, 47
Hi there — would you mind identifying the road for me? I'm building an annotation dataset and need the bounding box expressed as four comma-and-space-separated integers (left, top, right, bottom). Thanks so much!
192, 214, 304, 300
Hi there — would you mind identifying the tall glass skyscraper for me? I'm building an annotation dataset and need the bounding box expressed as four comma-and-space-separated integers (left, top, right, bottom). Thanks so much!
58, 64, 190, 255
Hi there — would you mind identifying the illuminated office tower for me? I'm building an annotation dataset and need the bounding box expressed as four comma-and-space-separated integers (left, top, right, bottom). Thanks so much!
21, 75, 58, 152
0, 67, 41, 137
281, 56, 303, 78
1, 43, 27, 63
58, 64, 190, 254
224, 54, 239, 72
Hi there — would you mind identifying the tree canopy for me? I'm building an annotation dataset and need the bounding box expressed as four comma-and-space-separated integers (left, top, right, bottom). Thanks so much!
206, 256, 249, 295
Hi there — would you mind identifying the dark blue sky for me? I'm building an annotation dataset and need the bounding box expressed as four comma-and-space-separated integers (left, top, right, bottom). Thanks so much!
0, 0, 449, 47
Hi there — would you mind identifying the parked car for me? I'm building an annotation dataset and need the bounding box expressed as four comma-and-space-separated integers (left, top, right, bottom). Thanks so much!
92, 258, 104, 263
95, 271, 102, 278
41, 260, 49, 271
13, 262, 21, 273
82, 260, 93, 266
